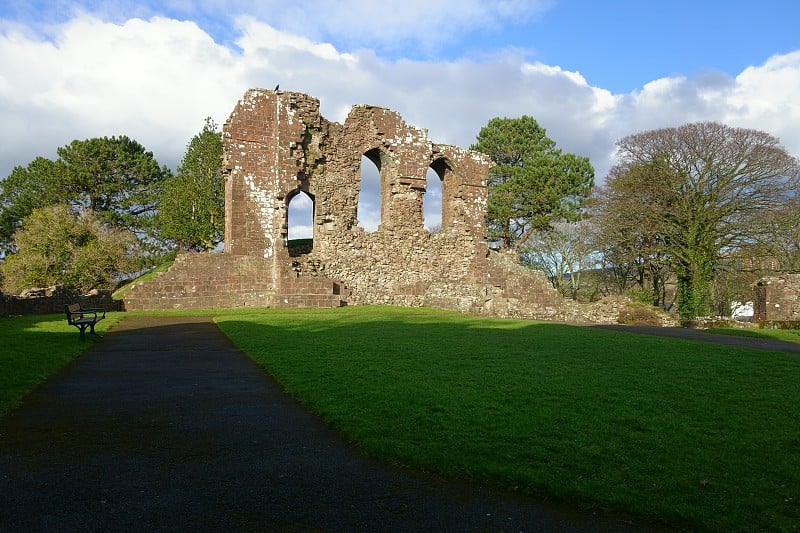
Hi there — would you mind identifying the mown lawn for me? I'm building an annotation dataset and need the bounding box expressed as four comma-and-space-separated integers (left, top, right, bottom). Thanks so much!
0, 312, 123, 415
216, 306, 800, 532
3, 306, 798, 530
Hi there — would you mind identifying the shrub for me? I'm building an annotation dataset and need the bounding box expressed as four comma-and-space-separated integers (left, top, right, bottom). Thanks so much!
617, 303, 666, 326
626, 286, 658, 306
1, 205, 138, 294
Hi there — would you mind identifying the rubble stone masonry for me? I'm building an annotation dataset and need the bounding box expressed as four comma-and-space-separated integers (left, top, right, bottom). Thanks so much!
1, 286, 121, 317
124, 89, 623, 323
753, 275, 800, 322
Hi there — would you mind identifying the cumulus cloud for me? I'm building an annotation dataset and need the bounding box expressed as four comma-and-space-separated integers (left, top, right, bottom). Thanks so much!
724, 51, 800, 139
0, 12, 798, 203
1, 0, 554, 56
605, 53, 800, 177
0, 14, 243, 172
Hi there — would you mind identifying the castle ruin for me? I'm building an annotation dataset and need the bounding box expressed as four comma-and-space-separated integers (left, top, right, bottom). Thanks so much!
124, 89, 620, 323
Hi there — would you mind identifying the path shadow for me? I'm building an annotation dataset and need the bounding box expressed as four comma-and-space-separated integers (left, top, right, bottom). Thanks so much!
0, 315, 649, 531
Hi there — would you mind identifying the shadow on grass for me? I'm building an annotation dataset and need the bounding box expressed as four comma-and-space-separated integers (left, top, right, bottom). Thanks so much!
4, 308, 798, 531
216, 311, 800, 532
1, 313, 664, 533
0, 313, 122, 416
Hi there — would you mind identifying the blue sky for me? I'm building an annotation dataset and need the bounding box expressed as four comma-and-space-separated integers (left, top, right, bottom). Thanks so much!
511, 1, 799, 92
1, 0, 799, 232
4, 0, 797, 93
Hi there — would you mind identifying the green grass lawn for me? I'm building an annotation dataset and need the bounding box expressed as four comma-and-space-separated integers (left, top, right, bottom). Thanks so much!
707, 326, 800, 344
216, 306, 800, 532
0, 312, 123, 415
3, 306, 798, 530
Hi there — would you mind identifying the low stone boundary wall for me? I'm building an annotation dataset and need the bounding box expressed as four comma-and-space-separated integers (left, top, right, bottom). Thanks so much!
0, 286, 122, 317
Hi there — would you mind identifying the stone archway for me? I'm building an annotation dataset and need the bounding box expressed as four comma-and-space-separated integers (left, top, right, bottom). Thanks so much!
428, 157, 454, 232
287, 189, 314, 256
358, 151, 382, 232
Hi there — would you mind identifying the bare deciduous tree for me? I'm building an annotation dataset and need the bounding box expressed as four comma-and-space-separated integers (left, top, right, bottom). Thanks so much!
596, 122, 799, 319
521, 220, 599, 301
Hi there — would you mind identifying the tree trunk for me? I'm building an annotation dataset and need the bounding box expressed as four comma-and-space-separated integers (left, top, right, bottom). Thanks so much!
675, 251, 715, 320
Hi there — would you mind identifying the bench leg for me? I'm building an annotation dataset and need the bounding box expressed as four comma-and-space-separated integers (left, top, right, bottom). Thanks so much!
79, 325, 88, 340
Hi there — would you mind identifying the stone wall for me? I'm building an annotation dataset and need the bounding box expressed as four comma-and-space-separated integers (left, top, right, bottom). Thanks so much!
122, 252, 349, 311
0, 286, 121, 317
124, 88, 626, 324
123, 254, 275, 311
753, 275, 800, 322
220, 89, 493, 307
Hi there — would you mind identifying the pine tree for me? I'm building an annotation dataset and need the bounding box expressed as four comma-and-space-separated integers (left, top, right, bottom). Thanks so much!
156, 118, 225, 251
471, 116, 594, 249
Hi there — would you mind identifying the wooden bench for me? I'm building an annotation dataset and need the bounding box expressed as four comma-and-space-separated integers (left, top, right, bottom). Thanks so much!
64, 304, 106, 339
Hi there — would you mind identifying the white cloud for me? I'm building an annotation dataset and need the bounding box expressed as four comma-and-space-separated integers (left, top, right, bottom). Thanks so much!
2, 0, 555, 56
0, 14, 243, 172
604, 52, 800, 178
1, 13, 798, 213
215, 0, 553, 55
235, 16, 357, 64
723, 51, 800, 144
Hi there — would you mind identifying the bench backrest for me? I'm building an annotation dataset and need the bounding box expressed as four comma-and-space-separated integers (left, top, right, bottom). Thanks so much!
65, 304, 81, 324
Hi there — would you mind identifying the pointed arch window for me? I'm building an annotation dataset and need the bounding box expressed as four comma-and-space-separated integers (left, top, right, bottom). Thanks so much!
287, 190, 314, 255
358, 148, 384, 232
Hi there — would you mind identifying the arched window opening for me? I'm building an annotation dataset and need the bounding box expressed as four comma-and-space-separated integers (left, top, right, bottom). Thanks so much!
428, 158, 452, 232
358, 149, 382, 232
424, 167, 442, 233
287, 190, 314, 255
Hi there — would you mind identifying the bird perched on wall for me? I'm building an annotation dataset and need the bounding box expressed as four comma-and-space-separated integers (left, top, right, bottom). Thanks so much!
274, 84, 280, 91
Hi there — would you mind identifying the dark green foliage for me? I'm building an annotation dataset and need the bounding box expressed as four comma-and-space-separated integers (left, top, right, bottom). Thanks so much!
155, 118, 224, 251
0, 157, 67, 254
470, 116, 594, 249
0, 136, 171, 253
57, 136, 170, 231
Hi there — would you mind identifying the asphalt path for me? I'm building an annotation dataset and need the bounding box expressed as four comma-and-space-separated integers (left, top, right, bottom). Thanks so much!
592, 324, 800, 353
1, 315, 650, 532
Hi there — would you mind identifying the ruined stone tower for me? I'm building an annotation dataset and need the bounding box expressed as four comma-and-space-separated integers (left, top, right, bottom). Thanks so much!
220, 88, 495, 305
125, 88, 607, 322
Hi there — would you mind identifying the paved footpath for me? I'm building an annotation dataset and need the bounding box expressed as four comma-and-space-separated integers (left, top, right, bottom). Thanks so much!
1, 316, 648, 532
593, 324, 800, 353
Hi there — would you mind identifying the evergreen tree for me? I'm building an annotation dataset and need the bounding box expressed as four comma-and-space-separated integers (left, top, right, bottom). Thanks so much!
156, 118, 224, 251
471, 116, 594, 249
0, 136, 171, 254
